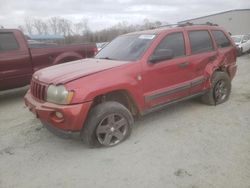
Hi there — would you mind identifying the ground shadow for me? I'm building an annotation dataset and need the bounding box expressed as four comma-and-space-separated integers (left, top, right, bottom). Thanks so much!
0, 86, 29, 102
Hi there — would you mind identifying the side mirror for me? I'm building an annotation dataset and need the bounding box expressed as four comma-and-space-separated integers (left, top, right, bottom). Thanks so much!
149, 49, 174, 63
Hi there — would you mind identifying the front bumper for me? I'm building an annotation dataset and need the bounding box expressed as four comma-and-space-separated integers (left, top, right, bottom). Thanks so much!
24, 90, 92, 133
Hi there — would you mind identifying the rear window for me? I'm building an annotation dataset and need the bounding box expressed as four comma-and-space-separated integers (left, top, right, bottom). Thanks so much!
0, 33, 19, 52
188, 30, 214, 54
212, 30, 231, 48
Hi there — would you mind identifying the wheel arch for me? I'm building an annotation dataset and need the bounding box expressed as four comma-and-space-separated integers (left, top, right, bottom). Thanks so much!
52, 52, 83, 65
90, 89, 140, 117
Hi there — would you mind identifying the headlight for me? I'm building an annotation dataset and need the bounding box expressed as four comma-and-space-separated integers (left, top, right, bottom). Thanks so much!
46, 85, 74, 104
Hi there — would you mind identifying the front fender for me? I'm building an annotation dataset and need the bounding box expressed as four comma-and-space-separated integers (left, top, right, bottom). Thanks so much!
66, 74, 144, 112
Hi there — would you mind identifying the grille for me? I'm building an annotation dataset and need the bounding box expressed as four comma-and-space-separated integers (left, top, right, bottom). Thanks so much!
30, 79, 47, 101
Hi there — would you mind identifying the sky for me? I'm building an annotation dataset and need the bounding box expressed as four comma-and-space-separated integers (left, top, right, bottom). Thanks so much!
0, 0, 249, 31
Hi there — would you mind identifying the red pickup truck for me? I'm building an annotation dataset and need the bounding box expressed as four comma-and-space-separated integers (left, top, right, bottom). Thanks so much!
25, 24, 237, 147
0, 29, 97, 90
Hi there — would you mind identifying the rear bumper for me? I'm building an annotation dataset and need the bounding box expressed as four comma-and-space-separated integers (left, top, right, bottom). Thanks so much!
24, 90, 92, 132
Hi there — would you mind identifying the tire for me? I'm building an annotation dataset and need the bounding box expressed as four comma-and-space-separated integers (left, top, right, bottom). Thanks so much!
237, 47, 243, 56
201, 71, 231, 105
81, 101, 134, 147
240, 47, 243, 56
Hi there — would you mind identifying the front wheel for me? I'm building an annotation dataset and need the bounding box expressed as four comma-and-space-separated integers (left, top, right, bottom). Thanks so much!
81, 101, 134, 147
201, 71, 231, 105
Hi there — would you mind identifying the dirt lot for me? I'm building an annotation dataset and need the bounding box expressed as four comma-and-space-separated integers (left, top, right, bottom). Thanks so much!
0, 54, 250, 188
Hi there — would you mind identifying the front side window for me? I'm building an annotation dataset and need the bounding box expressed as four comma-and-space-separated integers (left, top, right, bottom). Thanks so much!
188, 30, 214, 54
212, 30, 231, 48
0, 33, 19, 52
95, 34, 156, 61
153, 32, 185, 58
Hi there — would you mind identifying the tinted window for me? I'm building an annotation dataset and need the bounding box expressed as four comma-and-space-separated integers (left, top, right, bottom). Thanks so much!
0, 33, 19, 52
243, 35, 249, 42
154, 32, 185, 58
189, 31, 214, 54
212, 30, 231, 48
96, 34, 155, 61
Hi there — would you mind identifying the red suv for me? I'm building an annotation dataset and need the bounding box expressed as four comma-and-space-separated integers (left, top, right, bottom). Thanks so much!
25, 25, 237, 147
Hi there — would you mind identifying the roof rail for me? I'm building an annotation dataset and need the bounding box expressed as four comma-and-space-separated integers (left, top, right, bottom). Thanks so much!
178, 22, 218, 27
150, 22, 218, 30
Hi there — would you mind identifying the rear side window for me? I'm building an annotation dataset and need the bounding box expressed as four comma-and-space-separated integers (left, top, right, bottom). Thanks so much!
212, 30, 231, 48
154, 32, 185, 58
188, 30, 214, 54
0, 33, 19, 52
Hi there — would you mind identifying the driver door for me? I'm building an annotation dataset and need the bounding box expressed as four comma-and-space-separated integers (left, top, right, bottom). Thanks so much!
142, 32, 193, 108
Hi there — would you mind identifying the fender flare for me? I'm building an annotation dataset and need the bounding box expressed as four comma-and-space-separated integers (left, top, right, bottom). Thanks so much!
52, 51, 83, 65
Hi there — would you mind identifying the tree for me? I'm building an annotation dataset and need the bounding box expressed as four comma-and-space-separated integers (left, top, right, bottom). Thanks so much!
49, 17, 60, 35
41, 21, 49, 35
58, 18, 72, 36
24, 17, 34, 35
33, 19, 44, 34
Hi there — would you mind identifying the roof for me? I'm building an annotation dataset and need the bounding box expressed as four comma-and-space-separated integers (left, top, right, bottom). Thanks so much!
179, 9, 250, 23
126, 24, 221, 35
28, 34, 65, 40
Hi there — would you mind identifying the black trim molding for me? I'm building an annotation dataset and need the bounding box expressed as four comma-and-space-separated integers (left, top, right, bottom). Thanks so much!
145, 77, 205, 102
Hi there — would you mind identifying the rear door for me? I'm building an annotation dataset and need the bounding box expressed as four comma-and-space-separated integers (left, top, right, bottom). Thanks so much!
185, 29, 217, 94
142, 31, 193, 108
0, 31, 32, 90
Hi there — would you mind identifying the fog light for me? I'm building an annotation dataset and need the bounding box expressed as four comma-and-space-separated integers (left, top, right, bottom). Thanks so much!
55, 112, 63, 119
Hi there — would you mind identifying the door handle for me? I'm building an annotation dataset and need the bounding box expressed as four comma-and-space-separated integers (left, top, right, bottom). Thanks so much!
178, 62, 190, 68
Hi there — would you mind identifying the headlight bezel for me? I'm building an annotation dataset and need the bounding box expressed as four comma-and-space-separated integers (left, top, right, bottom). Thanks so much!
46, 84, 74, 105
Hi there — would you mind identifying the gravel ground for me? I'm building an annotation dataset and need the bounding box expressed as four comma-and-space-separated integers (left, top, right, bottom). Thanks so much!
0, 54, 250, 188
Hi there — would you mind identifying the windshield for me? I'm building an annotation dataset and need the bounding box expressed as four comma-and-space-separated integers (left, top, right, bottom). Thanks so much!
232, 36, 242, 43
95, 34, 156, 61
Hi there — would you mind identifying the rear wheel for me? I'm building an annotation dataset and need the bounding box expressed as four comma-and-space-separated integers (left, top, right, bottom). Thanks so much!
81, 101, 134, 147
201, 71, 231, 105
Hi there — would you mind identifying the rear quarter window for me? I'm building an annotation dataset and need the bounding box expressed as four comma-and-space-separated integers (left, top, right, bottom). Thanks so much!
211, 30, 231, 48
188, 30, 214, 54
0, 33, 19, 52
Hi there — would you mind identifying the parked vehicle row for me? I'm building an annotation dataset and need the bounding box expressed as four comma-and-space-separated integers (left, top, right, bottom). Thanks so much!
24, 24, 237, 147
231, 34, 250, 56
0, 29, 97, 91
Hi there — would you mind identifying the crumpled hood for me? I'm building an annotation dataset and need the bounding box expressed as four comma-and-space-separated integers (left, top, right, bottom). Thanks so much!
34, 58, 129, 84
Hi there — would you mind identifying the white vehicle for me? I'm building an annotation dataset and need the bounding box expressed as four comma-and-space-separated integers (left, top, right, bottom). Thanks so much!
232, 35, 250, 55
96, 42, 109, 51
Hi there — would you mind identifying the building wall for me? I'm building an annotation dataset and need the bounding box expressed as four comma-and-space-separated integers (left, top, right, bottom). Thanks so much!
178, 10, 250, 35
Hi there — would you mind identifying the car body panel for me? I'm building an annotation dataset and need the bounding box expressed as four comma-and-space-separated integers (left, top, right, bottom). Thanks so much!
33, 58, 129, 85
24, 25, 237, 132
